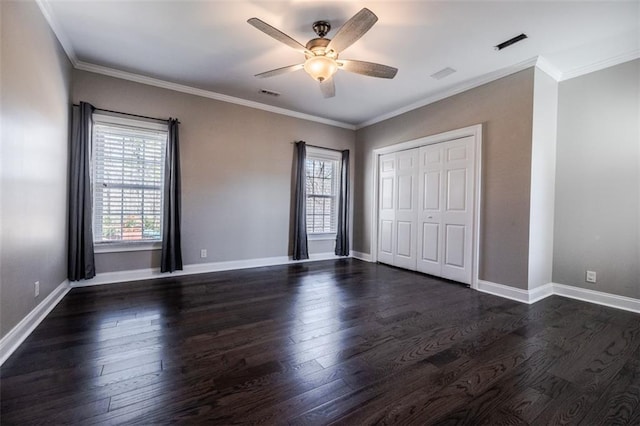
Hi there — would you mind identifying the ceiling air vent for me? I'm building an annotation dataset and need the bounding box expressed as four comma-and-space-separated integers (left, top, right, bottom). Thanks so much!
494, 33, 528, 51
259, 89, 281, 97
431, 67, 456, 80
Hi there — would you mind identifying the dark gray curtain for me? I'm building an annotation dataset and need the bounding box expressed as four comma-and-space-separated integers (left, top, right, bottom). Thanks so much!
293, 141, 309, 260
335, 150, 350, 256
68, 102, 96, 281
161, 119, 183, 272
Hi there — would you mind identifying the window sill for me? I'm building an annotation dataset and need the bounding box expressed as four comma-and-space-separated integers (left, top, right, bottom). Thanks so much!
308, 233, 337, 241
95, 242, 162, 253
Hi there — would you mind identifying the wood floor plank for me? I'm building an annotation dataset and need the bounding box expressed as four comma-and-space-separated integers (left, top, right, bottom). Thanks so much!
427, 342, 566, 424
1, 259, 638, 424
581, 347, 640, 425
496, 386, 552, 424
337, 334, 546, 425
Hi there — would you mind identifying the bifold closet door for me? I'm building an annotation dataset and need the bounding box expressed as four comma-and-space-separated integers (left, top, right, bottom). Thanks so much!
393, 149, 419, 270
377, 149, 419, 270
417, 137, 475, 284
378, 153, 396, 266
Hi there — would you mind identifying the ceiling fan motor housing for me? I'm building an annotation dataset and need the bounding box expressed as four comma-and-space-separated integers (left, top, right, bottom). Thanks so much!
305, 38, 337, 59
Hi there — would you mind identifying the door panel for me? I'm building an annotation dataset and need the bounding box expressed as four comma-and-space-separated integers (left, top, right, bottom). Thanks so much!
396, 221, 413, 258
444, 224, 465, 267
425, 150, 440, 164
381, 177, 394, 210
424, 171, 440, 210
447, 145, 468, 162
381, 158, 394, 172
380, 220, 393, 254
398, 154, 414, 170
446, 169, 467, 211
422, 223, 439, 262
397, 175, 413, 210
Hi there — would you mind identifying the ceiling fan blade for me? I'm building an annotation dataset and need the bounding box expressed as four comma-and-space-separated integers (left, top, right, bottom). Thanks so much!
247, 18, 310, 54
338, 59, 398, 79
255, 64, 304, 78
319, 78, 335, 98
327, 8, 378, 53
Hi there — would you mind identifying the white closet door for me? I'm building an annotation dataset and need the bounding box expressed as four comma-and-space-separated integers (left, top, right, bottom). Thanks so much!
417, 137, 475, 284
417, 145, 444, 276
377, 153, 396, 265
441, 137, 474, 284
393, 149, 419, 270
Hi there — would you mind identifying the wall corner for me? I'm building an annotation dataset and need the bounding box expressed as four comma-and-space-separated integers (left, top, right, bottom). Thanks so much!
527, 67, 559, 289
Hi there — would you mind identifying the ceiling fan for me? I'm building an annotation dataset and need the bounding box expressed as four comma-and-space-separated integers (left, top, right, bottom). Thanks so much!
248, 8, 398, 98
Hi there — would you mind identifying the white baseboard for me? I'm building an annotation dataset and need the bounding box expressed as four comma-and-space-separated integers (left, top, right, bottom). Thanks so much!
0, 279, 70, 366
477, 280, 540, 304
528, 283, 556, 303
72, 252, 345, 288
477, 279, 639, 314
350, 251, 372, 262
552, 283, 640, 314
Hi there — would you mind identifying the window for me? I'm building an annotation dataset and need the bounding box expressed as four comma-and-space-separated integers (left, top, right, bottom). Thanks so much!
305, 148, 341, 236
92, 114, 167, 246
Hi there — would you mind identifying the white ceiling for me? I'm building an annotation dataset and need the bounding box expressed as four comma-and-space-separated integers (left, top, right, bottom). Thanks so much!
40, 1, 639, 128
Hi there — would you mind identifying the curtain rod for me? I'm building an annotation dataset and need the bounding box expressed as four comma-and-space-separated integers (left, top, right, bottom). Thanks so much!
291, 141, 346, 153
73, 104, 179, 124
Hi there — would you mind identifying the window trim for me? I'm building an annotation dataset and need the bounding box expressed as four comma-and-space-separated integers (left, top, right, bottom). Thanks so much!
93, 113, 169, 132
94, 241, 162, 253
308, 232, 337, 241
305, 146, 342, 236
91, 112, 168, 250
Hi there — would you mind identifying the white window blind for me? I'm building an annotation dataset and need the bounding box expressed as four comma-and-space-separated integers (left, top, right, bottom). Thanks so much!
305, 148, 340, 234
92, 114, 167, 244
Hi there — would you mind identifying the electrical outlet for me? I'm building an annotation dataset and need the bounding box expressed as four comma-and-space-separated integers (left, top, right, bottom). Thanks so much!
586, 270, 597, 283
34, 281, 40, 297
200, 249, 207, 258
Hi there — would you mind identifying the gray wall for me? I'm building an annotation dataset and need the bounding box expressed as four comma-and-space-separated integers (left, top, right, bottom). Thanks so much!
354, 69, 535, 289
1, 1, 72, 337
72, 70, 355, 273
553, 59, 639, 299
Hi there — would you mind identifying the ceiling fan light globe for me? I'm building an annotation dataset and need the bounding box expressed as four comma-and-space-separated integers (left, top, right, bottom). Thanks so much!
304, 56, 338, 82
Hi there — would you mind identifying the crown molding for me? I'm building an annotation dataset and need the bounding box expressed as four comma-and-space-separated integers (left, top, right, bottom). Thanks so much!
36, 0, 78, 65
74, 61, 356, 130
535, 56, 563, 81
561, 49, 640, 81
355, 57, 540, 129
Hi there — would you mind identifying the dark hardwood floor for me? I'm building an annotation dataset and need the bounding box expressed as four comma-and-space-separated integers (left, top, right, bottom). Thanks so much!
1, 259, 639, 425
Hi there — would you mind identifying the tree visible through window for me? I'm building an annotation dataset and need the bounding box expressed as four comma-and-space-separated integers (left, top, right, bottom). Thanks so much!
92, 115, 167, 243
306, 151, 340, 234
